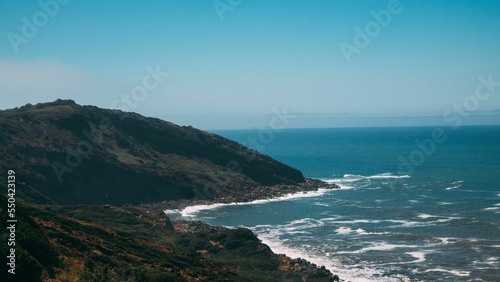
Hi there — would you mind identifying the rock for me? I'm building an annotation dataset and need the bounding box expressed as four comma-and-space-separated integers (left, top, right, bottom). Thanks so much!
165, 216, 174, 230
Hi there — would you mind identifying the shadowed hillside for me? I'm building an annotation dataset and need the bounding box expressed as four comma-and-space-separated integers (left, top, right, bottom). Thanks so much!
0, 100, 304, 205
0, 100, 337, 281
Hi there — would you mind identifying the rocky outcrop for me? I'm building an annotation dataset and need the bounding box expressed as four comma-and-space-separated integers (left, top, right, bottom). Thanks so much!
170, 219, 337, 281
277, 255, 336, 281
172, 220, 227, 234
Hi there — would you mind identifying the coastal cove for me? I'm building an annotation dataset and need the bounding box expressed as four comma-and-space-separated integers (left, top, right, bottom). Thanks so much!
0, 101, 342, 281
0, 102, 498, 281
3, 1, 500, 280
163, 184, 346, 276
171, 126, 500, 281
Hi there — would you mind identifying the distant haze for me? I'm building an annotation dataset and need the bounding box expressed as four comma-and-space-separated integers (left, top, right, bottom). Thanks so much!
1, 1, 499, 130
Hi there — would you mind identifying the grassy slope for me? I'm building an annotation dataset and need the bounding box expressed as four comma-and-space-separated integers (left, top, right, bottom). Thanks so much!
0, 199, 332, 281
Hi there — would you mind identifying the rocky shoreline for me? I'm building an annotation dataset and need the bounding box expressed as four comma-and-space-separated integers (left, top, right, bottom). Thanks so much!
135, 178, 342, 281
167, 210, 339, 281
137, 178, 339, 211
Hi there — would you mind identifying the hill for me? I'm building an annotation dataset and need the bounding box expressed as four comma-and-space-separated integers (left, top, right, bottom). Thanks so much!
0, 99, 305, 205
0, 100, 338, 281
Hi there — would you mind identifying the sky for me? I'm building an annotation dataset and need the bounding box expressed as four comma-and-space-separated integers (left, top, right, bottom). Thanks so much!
1, 0, 500, 130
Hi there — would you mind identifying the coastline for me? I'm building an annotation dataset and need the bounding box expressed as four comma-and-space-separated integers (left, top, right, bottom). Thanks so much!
157, 178, 401, 282
137, 178, 342, 280
181, 182, 339, 217
137, 178, 340, 213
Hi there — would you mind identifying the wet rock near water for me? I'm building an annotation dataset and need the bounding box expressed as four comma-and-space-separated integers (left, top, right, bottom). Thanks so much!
277, 255, 338, 282
136, 178, 339, 212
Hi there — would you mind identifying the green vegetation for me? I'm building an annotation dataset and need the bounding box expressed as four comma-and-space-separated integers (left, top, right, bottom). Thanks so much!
0, 101, 333, 281
0, 198, 59, 282
0, 100, 304, 206
0, 201, 332, 281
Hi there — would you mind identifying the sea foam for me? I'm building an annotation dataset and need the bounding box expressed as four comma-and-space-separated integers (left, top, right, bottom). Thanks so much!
178, 187, 334, 217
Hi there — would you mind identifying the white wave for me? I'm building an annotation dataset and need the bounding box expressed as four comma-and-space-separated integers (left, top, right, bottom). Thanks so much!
317, 216, 343, 222
436, 237, 457, 244
342, 174, 365, 180
334, 226, 388, 236
286, 218, 325, 230
338, 243, 419, 254
335, 227, 353, 235
473, 257, 499, 267
445, 184, 462, 190
386, 219, 430, 228
322, 179, 355, 189
425, 268, 470, 277
179, 188, 334, 217
323, 178, 352, 183
180, 203, 229, 217
286, 230, 311, 235
325, 173, 410, 183
417, 214, 436, 219
253, 224, 273, 228
416, 214, 458, 222
251, 218, 326, 237
483, 206, 500, 211
406, 251, 426, 263
351, 219, 375, 223
335, 183, 355, 189
358, 243, 414, 252
354, 228, 388, 235
408, 200, 419, 203
366, 173, 411, 179
355, 228, 368, 235
433, 216, 462, 223
163, 209, 181, 215
326, 216, 458, 229
386, 215, 462, 228
256, 229, 403, 282
322, 219, 378, 224
486, 257, 499, 263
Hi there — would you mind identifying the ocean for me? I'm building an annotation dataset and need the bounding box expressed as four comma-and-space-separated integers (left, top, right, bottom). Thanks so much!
169, 126, 500, 281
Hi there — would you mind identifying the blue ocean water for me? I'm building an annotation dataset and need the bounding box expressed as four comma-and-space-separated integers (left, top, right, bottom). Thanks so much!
175, 126, 500, 281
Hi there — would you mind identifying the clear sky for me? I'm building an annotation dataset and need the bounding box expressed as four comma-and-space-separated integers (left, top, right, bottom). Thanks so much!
1, 0, 500, 129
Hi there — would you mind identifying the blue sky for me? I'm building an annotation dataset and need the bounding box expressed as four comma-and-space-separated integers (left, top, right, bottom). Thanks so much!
1, 0, 500, 129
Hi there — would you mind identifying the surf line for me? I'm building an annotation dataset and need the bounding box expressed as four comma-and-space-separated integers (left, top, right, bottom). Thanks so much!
178, 187, 335, 217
